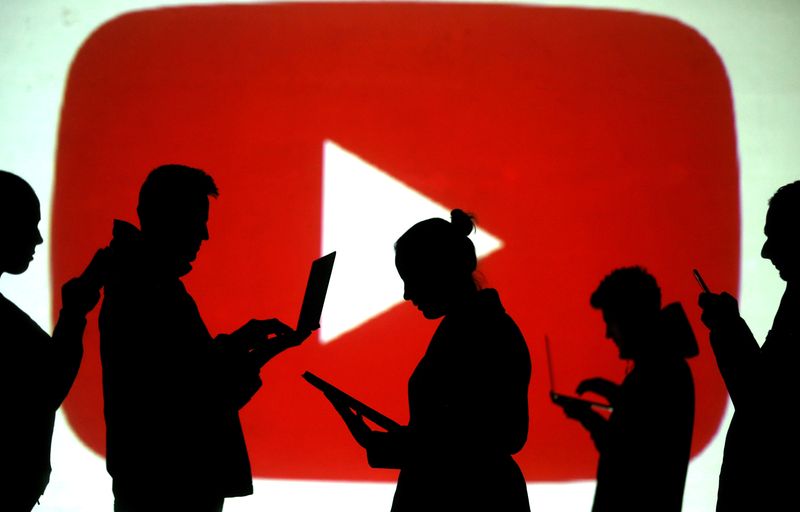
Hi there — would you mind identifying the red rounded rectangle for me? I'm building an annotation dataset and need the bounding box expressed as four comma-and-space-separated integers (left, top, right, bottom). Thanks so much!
53, 3, 738, 481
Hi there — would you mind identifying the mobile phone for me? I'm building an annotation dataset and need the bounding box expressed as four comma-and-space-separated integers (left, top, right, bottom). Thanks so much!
692, 268, 711, 294
551, 391, 612, 411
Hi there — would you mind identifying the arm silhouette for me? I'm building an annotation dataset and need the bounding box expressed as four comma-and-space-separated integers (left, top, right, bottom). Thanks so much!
698, 291, 762, 410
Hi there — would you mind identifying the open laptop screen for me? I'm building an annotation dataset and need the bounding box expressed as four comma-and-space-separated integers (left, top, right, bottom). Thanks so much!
297, 251, 336, 333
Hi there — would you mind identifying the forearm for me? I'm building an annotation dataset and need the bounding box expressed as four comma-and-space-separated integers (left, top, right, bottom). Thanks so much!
48, 308, 87, 409
709, 315, 762, 410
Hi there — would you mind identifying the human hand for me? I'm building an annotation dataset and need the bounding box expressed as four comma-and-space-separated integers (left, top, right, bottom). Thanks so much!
60, 248, 110, 316
228, 318, 294, 350
576, 377, 619, 403
560, 398, 593, 421
328, 393, 373, 448
227, 319, 312, 367
698, 291, 739, 330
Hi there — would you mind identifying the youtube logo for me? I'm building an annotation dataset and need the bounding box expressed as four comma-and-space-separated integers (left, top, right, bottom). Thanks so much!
53, 4, 739, 481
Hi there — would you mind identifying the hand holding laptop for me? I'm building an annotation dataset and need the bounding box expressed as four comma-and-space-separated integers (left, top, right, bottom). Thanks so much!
221, 251, 336, 368
545, 335, 613, 411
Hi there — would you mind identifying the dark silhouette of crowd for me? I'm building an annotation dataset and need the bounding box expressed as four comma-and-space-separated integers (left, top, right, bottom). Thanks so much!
2, 163, 795, 511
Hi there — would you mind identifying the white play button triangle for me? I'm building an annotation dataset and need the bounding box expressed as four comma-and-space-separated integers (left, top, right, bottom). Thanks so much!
319, 140, 503, 343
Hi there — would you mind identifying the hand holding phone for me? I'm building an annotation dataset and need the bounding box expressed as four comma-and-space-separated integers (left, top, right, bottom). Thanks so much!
551, 391, 612, 411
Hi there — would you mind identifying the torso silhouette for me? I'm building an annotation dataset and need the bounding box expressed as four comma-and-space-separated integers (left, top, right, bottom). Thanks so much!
592, 353, 694, 512
367, 288, 531, 512
1, 291, 83, 505
712, 283, 799, 511
99, 220, 254, 500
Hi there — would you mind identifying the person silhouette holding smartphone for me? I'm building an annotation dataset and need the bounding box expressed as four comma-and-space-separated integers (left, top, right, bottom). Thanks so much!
698, 180, 800, 511
1, 170, 106, 510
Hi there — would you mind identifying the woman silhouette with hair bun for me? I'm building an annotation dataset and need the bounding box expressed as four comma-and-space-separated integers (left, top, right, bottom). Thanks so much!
330, 209, 532, 511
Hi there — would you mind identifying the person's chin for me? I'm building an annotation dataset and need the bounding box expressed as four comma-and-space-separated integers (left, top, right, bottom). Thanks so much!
420, 308, 445, 320
779, 268, 798, 283
774, 264, 789, 282
185, 249, 200, 264
7, 264, 31, 275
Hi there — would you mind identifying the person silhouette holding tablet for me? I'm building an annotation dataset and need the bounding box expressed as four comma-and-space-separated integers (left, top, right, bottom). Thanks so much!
698, 180, 800, 511
98, 164, 309, 511
329, 209, 531, 511
0, 170, 106, 511
557, 266, 697, 512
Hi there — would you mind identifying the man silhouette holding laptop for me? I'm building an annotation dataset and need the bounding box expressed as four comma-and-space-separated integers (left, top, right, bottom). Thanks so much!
98, 164, 330, 512
554, 266, 697, 512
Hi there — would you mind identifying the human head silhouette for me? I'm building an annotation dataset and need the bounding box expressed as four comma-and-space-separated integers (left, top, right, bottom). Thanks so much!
394, 209, 478, 319
0, 170, 44, 277
137, 164, 218, 275
590, 266, 661, 359
761, 180, 800, 283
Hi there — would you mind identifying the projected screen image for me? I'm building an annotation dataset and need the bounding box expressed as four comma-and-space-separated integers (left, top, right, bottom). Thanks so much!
2, 0, 798, 510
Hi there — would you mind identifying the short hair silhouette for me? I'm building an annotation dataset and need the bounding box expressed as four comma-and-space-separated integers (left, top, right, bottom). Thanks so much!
394, 209, 478, 279
590, 266, 661, 318
767, 179, 800, 224
136, 164, 218, 230
0, 169, 38, 223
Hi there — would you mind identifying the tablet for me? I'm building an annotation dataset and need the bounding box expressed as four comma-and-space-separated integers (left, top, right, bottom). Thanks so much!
296, 251, 336, 333
302, 371, 402, 432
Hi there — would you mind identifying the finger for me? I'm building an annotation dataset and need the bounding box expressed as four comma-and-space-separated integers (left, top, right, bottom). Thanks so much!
253, 318, 294, 336
698, 292, 719, 309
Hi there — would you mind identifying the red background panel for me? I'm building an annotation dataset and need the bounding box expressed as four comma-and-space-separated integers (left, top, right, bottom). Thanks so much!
53, 3, 738, 481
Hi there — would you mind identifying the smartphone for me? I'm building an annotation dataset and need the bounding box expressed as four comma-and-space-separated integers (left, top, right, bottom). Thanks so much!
551, 391, 612, 411
692, 268, 711, 294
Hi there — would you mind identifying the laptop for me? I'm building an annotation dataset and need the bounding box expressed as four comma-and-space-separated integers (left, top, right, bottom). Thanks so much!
296, 251, 336, 333
545, 335, 612, 411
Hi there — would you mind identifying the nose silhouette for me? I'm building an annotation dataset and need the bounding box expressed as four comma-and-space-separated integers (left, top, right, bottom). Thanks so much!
761, 239, 770, 260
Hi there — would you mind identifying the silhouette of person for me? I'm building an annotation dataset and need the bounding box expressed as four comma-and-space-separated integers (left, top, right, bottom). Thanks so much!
98, 164, 309, 512
329, 209, 531, 511
557, 266, 697, 512
0, 170, 106, 511
698, 180, 800, 511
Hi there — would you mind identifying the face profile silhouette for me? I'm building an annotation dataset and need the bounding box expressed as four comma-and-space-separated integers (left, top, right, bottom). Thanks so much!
590, 266, 661, 360
761, 180, 800, 283
394, 211, 478, 319
0, 170, 44, 276
136, 164, 217, 276
395, 248, 455, 319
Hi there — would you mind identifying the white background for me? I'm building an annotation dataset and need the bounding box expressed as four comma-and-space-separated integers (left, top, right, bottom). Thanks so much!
1, 0, 798, 510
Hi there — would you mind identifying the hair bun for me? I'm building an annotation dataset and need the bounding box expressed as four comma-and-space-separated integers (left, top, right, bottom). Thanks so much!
450, 209, 476, 237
